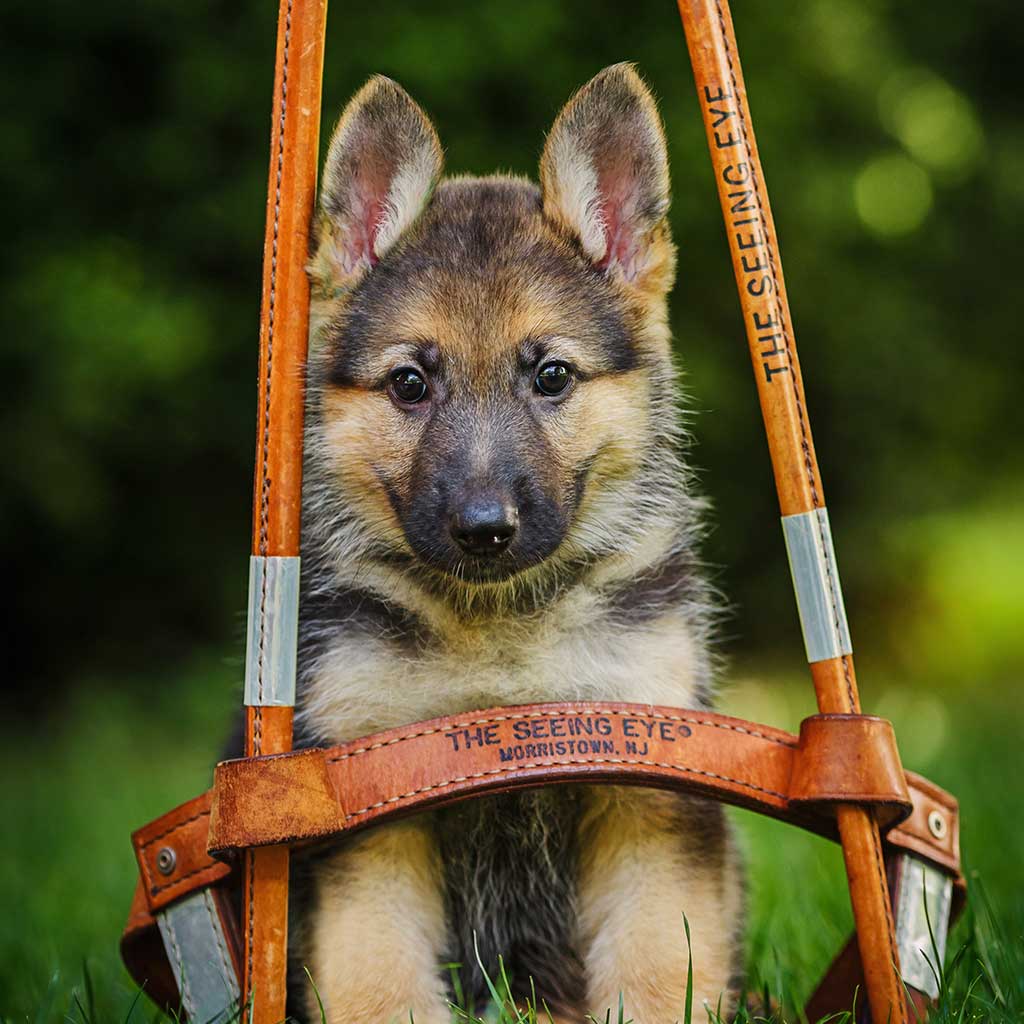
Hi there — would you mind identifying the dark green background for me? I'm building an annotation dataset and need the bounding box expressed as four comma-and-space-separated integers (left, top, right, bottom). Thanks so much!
2, 2, 1023, 1018
4, 1, 1022, 702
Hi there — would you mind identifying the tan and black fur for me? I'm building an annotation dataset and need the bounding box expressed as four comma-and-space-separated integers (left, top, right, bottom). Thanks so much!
292, 64, 744, 1023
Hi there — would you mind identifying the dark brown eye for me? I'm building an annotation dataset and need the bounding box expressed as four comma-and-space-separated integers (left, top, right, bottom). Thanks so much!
535, 361, 572, 397
389, 367, 428, 404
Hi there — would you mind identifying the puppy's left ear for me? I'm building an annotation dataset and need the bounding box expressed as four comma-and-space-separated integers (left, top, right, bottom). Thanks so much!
540, 64, 672, 287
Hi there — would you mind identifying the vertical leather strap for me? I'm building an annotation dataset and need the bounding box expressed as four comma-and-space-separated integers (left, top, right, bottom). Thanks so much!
244, 0, 326, 1021
674, 4, 908, 1021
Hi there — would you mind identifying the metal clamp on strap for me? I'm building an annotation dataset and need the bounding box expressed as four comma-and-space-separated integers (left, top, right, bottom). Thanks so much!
891, 853, 955, 1000
156, 890, 240, 1024
781, 508, 853, 663
244, 555, 300, 707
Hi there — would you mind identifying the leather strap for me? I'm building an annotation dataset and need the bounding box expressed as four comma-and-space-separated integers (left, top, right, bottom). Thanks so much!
675, 3, 909, 1019
124, 710, 961, 898
123, 706, 962, 1018
789, 714, 908, 816
887, 770, 960, 874
121, 879, 179, 1010
119, 704, 961, 894
121, 877, 241, 1014
132, 791, 231, 914
206, 705, 915, 855
806, 871, 968, 1021
242, 0, 326, 1017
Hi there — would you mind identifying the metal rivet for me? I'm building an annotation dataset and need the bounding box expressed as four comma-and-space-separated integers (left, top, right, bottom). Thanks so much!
927, 809, 948, 840
156, 846, 177, 875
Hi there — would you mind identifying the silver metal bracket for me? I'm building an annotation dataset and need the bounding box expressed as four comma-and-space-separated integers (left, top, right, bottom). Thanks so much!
780, 508, 853, 663
244, 554, 300, 707
893, 853, 954, 999
156, 890, 240, 1023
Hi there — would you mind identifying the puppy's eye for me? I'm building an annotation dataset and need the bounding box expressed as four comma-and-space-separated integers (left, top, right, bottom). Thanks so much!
534, 361, 572, 397
389, 368, 428, 405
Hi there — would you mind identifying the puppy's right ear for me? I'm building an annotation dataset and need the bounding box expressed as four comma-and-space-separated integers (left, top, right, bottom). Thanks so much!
310, 76, 442, 296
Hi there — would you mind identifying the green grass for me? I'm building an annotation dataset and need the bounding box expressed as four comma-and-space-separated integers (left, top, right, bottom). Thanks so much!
436, 893, 1023, 1024
1, 658, 1021, 1023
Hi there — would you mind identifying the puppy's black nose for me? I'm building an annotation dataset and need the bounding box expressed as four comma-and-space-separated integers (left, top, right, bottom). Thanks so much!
451, 497, 519, 557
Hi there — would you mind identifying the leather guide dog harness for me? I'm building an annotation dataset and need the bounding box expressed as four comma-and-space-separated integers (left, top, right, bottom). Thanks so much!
122, 706, 964, 1018
119, 2, 967, 1022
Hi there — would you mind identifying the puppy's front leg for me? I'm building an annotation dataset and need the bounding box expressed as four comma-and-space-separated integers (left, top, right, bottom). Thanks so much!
302, 819, 450, 1024
576, 788, 744, 1023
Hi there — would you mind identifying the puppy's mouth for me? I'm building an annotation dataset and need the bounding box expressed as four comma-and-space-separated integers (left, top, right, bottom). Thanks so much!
425, 545, 541, 586
404, 536, 561, 588
446, 553, 530, 585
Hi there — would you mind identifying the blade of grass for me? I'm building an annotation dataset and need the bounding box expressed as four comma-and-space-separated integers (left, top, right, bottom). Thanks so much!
302, 966, 327, 1024
682, 914, 693, 1024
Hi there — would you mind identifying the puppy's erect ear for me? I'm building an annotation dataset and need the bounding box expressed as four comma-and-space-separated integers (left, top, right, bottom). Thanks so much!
311, 76, 442, 293
540, 64, 671, 286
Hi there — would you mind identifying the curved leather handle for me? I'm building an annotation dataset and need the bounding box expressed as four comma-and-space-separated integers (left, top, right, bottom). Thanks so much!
206, 703, 915, 856
125, 703, 962, 1019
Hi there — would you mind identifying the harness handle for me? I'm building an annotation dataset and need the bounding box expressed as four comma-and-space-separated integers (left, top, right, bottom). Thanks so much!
242, 1, 326, 1020
234, 2, 924, 1020
677, 2, 908, 1020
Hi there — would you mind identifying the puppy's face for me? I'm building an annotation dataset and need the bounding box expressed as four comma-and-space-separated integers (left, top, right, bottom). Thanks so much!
307, 66, 677, 591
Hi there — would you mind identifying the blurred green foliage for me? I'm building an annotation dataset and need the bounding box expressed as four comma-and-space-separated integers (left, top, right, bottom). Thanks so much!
2, 0, 1022, 699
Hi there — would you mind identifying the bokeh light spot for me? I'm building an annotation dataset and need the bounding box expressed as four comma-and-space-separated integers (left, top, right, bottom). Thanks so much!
879, 68, 985, 181
854, 154, 933, 238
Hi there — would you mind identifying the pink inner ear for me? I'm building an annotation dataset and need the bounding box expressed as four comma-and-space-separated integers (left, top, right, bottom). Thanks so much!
595, 158, 641, 275
335, 139, 397, 273
361, 195, 385, 268
349, 164, 390, 268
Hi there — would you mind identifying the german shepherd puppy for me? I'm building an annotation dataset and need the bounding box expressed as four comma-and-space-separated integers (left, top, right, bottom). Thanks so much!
294, 64, 743, 1023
